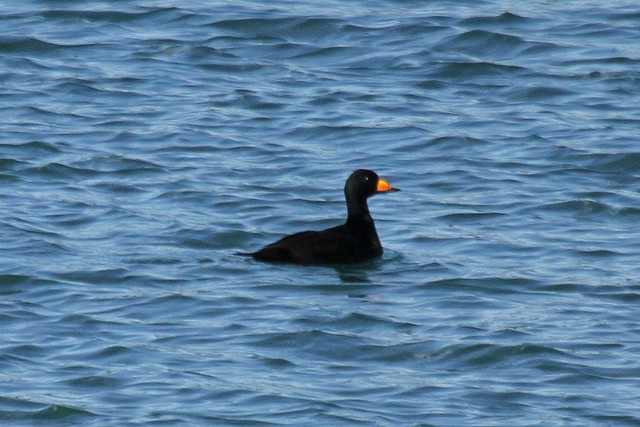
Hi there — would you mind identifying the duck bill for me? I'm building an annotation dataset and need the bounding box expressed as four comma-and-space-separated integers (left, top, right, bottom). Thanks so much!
377, 178, 400, 193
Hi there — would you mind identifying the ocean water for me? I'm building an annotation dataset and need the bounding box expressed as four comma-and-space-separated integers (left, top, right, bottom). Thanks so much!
2, 1, 640, 425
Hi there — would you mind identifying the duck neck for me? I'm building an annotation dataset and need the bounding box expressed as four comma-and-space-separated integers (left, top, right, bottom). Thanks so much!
345, 194, 373, 227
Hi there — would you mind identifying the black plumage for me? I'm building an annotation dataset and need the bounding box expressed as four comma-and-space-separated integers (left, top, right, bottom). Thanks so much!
243, 169, 399, 265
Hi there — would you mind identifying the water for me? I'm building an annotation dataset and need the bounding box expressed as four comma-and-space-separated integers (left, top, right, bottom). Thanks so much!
2, 1, 640, 425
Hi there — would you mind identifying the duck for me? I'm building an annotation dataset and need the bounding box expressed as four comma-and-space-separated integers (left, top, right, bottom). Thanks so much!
242, 169, 399, 265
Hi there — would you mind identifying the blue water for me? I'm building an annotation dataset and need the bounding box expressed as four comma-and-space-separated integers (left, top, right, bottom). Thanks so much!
2, 1, 640, 425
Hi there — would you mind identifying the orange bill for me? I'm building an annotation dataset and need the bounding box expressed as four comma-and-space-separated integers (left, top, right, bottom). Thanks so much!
377, 178, 399, 192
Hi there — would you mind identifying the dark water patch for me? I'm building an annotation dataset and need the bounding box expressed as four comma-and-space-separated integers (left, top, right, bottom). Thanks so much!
222, 92, 286, 112
89, 345, 138, 363
4, 217, 66, 240
185, 44, 239, 62
65, 374, 124, 388
23, 162, 102, 180
53, 268, 136, 286
511, 86, 576, 102
576, 249, 619, 257
559, 21, 637, 42
55, 313, 118, 332
211, 17, 296, 39
0, 396, 97, 422
3, 344, 49, 361
0, 396, 43, 414
436, 211, 506, 223
1, 141, 62, 156
41, 9, 158, 24
284, 281, 386, 294
151, 189, 215, 207
71, 155, 164, 175
211, 16, 343, 44
0, 36, 90, 54
443, 29, 531, 58
428, 60, 525, 79
248, 329, 365, 358
117, 292, 213, 316
618, 207, 640, 218
537, 200, 611, 215
200, 230, 252, 250
425, 135, 487, 150
261, 40, 316, 61
292, 46, 354, 62
0, 399, 96, 422
606, 10, 640, 23
587, 152, 640, 174
536, 282, 590, 295
430, 342, 572, 368
422, 277, 540, 296
286, 17, 344, 41
415, 79, 447, 90
153, 143, 233, 155
0, 172, 19, 183
259, 356, 296, 369
295, 311, 419, 332
90, 181, 146, 196
31, 403, 97, 421
460, 11, 532, 28
0, 274, 31, 287
52, 79, 111, 98
587, 414, 640, 427
587, 284, 640, 303
563, 55, 639, 68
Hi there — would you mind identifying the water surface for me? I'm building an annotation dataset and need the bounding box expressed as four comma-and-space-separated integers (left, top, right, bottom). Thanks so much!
1, 1, 640, 425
